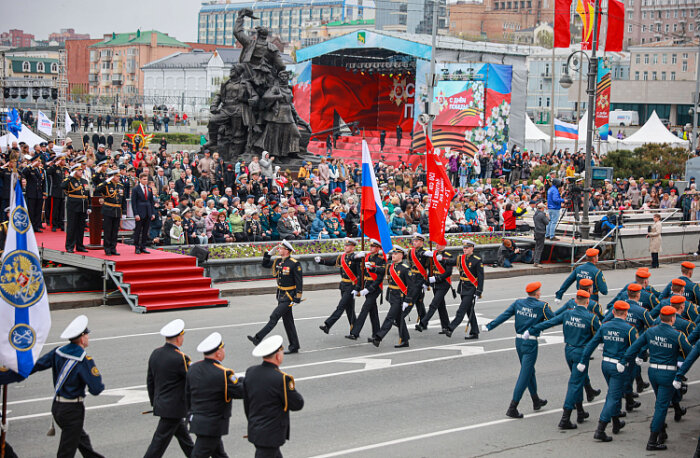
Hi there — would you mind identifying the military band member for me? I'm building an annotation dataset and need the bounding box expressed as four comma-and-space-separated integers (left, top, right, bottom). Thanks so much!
61, 164, 89, 253
372, 246, 412, 348
186, 332, 244, 458
144, 319, 194, 458
555, 248, 608, 303
524, 290, 601, 429
606, 268, 659, 311
483, 282, 553, 418
315, 237, 361, 334
443, 239, 484, 339
406, 233, 429, 324
47, 154, 68, 231
659, 261, 700, 304
621, 306, 692, 451
577, 301, 637, 443
244, 335, 304, 458
249, 240, 303, 354
95, 169, 126, 256
346, 239, 386, 342
33, 315, 105, 458
415, 243, 453, 334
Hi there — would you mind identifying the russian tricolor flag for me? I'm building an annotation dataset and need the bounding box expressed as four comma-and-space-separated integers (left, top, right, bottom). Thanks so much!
554, 119, 578, 139
361, 139, 393, 253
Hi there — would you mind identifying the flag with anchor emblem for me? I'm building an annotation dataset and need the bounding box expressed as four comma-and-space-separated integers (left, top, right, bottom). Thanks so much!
0, 176, 51, 378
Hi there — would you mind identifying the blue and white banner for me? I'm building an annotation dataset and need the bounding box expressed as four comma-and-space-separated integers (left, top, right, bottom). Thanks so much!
0, 177, 51, 378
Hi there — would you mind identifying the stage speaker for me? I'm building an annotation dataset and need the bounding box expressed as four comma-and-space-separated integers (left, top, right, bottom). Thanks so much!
189, 246, 209, 263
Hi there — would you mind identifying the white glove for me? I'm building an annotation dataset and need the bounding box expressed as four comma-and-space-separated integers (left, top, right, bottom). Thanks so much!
314, 256, 321, 263
616, 363, 625, 373
402, 302, 409, 311
365, 262, 373, 269
522, 330, 530, 340
554, 298, 561, 303
436, 254, 443, 261
635, 357, 644, 366
429, 276, 436, 284
576, 363, 586, 373
423, 250, 434, 257
267, 246, 279, 256
672, 380, 682, 390
359, 288, 369, 297
481, 324, 489, 332
422, 284, 428, 292
677, 361, 684, 369
354, 251, 366, 258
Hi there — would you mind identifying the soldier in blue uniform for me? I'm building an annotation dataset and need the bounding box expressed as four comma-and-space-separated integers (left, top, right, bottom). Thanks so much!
524, 289, 601, 429
442, 239, 484, 339
674, 339, 700, 456
652, 279, 700, 324
555, 248, 608, 303
415, 243, 453, 334
483, 282, 553, 418
606, 268, 659, 310
33, 315, 105, 458
554, 278, 604, 320
347, 239, 386, 342
578, 301, 637, 443
315, 238, 361, 334
621, 306, 692, 451
372, 246, 412, 348
249, 240, 303, 354
660, 261, 700, 304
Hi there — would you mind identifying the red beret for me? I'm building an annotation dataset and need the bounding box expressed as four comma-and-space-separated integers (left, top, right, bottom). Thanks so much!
627, 283, 642, 292
660, 305, 677, 316
579, 278, 593, 287
576, 289, 590, 298
586, 248, 599, 257
672, 278, 687, 287
681, 261, 695, 269
613, 300, 630, 311
670, 295, 685, 305
635, 269, 651, 278
526, 282, 541, 293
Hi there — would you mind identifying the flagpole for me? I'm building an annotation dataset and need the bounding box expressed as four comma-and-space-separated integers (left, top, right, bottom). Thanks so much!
1, 383, 7, 458
360, 131, 366, 291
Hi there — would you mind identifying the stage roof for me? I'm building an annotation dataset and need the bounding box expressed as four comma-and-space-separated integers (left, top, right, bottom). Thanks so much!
296, 29, 529, 63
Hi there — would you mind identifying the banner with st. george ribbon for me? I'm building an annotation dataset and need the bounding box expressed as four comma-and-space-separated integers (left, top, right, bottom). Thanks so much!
425, 133, 455, 246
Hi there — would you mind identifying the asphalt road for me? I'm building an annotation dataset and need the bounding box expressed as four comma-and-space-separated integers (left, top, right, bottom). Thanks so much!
6, 264, 700, 457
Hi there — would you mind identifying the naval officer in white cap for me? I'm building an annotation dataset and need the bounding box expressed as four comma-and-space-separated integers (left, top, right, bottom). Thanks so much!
144, 319, 194, 458
33, 315, 105, 458
244, 336, 304, 457
185, 332, 244, 457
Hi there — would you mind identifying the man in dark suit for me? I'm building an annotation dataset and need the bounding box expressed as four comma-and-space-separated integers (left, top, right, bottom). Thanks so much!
144, 319, 194, 458
131, 172, 155, 254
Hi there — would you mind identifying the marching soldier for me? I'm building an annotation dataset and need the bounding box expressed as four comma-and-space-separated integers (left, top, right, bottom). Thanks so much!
315, 237, 361, 334
248, 240, 303, 354
95, 169, 126, 256
660, 261, 700, 303
674, 338, 700, 456
47, 154, 68, 232
61, 164, 89, 253
32, 315, 105, 458
372, 246, 412, 348
144, 319, 194, 458
524, 290, 601, 429
651, 279, 700, 322
406, 233, 429, 324
555, 248, 608, 303
621, 306, 692, 451
482, 282, 553, 418
22, 158, 46, 232
415, 243, 453, 334
558, 278, 604, 320
346, 239, 386, 342
186, 332, 244, 457
443, 239, 484, 339
606, 268, 659, 311
244, 335, 304, 457
577, 301, 637, 443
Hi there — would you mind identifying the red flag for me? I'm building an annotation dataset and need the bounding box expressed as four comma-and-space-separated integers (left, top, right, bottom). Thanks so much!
554, 0, 573, 48
605, 0, 625, 52
425, 133, 455, 246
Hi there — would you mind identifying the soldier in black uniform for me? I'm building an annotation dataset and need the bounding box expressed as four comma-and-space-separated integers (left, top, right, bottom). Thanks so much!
372, 246, 412, 348
144, 319, 194, 458
95, 169, 125, 255
92, 160, 108, 188
0, 207, 8, 255
415, 243, 453, 334
32, 315, 105, 458
248, 240, 303, 353
244, 335, 304, 458
61, 164, 89, 253
22, 158, 46, 232
444, 239, 484, 339
406, 233, 429, 325
315, 237, 361, 334
47, 154, 68, 231
347, 239, 386, 342
186, 332, 244, 458
0, 160, 15, 223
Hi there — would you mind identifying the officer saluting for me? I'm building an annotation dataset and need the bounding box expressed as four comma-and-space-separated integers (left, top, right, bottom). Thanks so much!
244, 335, 304, 457
415, 243, 453, 334
144, 319, 194, 458
186, 332, 244, 458
555, 248, 608, 303
95, 169, 126, 256
347, 239, 386, 342
443, 239, 484, 339
61, 163, 89, 253
372, 246, 412, 348
249, 240, 303, 354
33, 315, 105, 458
315, 237, 361, 334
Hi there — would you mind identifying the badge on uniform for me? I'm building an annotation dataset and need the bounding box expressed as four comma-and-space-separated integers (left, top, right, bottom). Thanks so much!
283, 267, 290, 275
287, 377, 295, 391
91, 366, 100, 376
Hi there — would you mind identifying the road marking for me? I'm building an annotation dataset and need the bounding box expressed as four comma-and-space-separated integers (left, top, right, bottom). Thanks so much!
306, 380, 700, 458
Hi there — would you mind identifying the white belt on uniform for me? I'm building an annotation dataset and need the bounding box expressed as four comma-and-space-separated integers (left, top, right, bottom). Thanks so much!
516, 334, 538, 340
602, 357, 620, 364
55, 396, 84, 403
649, 363, 676, 371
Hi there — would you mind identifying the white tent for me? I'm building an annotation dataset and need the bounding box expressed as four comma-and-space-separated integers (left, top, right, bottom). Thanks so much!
0, 124, 46, 150
621, 110, 690, 150
524, 115, 550, 155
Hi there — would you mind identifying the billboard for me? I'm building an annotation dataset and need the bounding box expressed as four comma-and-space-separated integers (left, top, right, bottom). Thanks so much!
433, 80, 484, 127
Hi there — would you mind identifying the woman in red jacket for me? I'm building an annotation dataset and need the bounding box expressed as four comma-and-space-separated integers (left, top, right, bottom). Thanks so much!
502, 203, 516, 231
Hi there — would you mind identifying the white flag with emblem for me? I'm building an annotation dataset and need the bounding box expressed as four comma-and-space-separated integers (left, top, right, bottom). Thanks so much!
0, 176, 51, 377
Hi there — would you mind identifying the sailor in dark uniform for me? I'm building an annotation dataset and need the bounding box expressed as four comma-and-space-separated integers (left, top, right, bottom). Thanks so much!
22, 158, 46, 232
406, 233, 429, 324
347, 239, 386, 342
33, 315, 105, 458
144, 319, 194, 458
185, 332, 244, 458
415, 243, 453, 334
61, 164, 89, 253
443, 239, 484, 339
315, 237, 361, 334
372, 246, 412, 348
95, 169, 126, 255
244, 335, 304, 458
46, 154, 68, 231
248, 240, 303, 354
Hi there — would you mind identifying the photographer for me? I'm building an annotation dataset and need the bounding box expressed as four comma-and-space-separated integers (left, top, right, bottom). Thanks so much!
600, 210, 624, 234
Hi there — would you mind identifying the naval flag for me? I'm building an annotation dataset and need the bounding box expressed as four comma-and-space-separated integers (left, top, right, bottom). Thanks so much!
0, 176, 51, 378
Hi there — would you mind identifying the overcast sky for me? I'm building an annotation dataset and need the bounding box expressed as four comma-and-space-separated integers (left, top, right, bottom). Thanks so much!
2, 0, 202, 43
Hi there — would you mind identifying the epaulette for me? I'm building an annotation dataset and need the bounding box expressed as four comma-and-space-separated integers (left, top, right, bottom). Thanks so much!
289, 257, 298, 263
400, 262, 409, 268
473, 255, 481, 260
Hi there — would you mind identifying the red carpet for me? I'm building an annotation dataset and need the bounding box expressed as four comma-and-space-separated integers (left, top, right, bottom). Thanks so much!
37, 229, 227, 312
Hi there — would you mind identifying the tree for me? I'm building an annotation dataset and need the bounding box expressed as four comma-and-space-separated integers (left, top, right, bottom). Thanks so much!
536, 30, 554, 49
600, 144, 687, 179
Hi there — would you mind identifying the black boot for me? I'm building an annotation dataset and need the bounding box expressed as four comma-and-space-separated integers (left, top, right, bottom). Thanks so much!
506, 400, 524, 418
584, 383, 601, 402
659, 424, 668, 444
558, 409, 577, 430
646, 432, 667, 451
532, 395, 548, 411
636, 375, 650, 393
612, 416, 626, 434
594, 421, 612, 442
673, 402, 687, 422
575, 402, 589, 423
625, 393, 641, 412
693, 436, 700, 458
